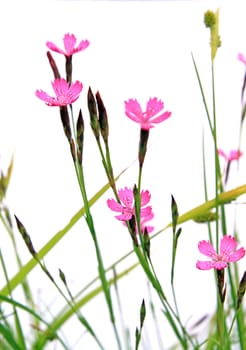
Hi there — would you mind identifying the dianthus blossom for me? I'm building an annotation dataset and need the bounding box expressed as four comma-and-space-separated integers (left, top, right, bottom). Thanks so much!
124, 97, 171, 130
46, 33, 89, 57
196, 235, 245, 270
35, 78, 82, 107
218, 149, 243, 162
107, 187, 154, 234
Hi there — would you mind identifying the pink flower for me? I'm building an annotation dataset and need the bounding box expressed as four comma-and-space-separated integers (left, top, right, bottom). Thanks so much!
196, 235, 245, 270
218, 149, 243, 162
238, 53, 246, 65
46, 33, 90, 57
124, 97, 171, 130
35, 78, 83, 106
107, 187, 154, 233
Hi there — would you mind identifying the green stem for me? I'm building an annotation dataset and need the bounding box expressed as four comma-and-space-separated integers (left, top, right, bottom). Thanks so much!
0, 247, 27, 349
69, 105, 122, 350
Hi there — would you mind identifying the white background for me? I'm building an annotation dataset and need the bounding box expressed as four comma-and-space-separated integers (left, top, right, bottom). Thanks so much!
1, 0, 246, 349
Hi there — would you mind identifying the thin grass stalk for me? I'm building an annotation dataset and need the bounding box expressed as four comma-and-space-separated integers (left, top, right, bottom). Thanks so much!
0, 248, 27, 349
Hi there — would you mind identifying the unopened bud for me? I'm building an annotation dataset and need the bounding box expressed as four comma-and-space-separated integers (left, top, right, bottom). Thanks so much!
87, 87, 100, 140
96, 91, 109, 143
14, 215, 37, 256
47, 51, 61, 79
59, 106, 72, 141
237, 271, 246, 309
76, 109, 84, 163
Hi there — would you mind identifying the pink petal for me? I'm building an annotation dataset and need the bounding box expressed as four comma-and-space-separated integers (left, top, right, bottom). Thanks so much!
141, 212, 154, 233
149, 111, 172, 124
140, 190, 151, 206
124, 99, 143, 123
76, 39, 90, 52
140, 206, 153, 217
228, 150, 243, 161
198, 240, 217, 259
69, 81, 83, 99
196, 260, 215, 270
115, 212, 132, 221
141, 211, 154, 222
35, 90, 53, 103
146, 98, 164, 118
228, 247, 246, 262
46, 41, 65, 55
220, 235, 237, 255
217, 149, 227, 160
238, 53, 246, 65
107, 199, 122, 213
118, 187, 134, 208
52, 78, 69, 95
63, 33, 77, 55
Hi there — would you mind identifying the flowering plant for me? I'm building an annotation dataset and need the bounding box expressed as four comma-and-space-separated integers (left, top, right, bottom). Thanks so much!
1, 6, 246, 350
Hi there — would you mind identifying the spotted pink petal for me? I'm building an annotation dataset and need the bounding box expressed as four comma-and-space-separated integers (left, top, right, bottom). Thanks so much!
118, 187, 134, 208
140, 206, 153, 217
107, 198, 122, 213
220, 235, 237, 255
63, 33, 77, 55
198, 240, 217, 259
35, 90, 56, 105
228, 247, 246, 262
146, 98, 164, 117
140, 190, 151, 206
140, 211, 154, 233
196, 260, 216, 270
115, 211, 133, 221
124, 99, 143, 123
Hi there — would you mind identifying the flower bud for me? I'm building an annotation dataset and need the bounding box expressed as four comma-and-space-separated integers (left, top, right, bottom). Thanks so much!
46, 51, 61, 79
96, 91, 109, 143
87, 87, 100, 140
76, 109, 84, 163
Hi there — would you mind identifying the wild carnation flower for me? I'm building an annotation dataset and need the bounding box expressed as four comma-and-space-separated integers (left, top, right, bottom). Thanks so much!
107, 187, 154, 233
218, 149, 243, 162
35, 78, 83, 107
196, 235, 245, 270
238, 53, 246, 65
46, 33, 90, 57
124, 97, 171, 130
